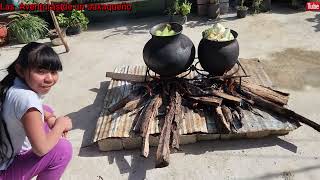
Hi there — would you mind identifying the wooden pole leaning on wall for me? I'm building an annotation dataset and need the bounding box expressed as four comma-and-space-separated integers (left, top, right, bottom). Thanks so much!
47, 0, 70, 52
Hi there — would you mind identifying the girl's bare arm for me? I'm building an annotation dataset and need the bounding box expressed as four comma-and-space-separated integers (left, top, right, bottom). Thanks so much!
22, 108, 72, 156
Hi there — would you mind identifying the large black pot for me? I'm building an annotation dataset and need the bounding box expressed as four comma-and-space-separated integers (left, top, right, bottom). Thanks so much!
198, 30, 239, 76
143, 23, 195, 77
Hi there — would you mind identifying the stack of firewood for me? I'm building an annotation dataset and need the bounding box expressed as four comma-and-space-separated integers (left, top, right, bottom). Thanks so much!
105, 73, 320, 168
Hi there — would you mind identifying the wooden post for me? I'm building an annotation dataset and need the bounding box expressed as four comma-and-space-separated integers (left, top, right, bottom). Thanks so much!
47, 0, 70, 52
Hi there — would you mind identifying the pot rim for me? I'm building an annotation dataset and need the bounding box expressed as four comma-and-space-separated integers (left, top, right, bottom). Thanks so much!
150, 22, 183, 38
202, 29, 238, 43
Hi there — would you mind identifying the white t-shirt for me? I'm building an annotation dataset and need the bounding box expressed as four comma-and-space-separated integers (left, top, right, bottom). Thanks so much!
0, 77, 44, 170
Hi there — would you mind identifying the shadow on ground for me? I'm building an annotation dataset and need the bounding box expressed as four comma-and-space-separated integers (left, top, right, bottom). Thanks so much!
306, 14, 320, 32
66, 81, 110, 148
77, 136, 301, 180
261, 48, 320, 90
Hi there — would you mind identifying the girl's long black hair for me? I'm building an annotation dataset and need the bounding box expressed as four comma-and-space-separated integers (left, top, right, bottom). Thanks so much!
0, 42, 63, 164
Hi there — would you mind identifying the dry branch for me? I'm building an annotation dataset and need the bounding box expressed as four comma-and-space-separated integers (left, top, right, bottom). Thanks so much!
209, 90, 242, 105
171, 92, 182, 150
106, 89, 143, 114
222, 107, 232, 121
106, 72, 149, 82
188, 96, 223, 107
236, 81, 289, 105
141, 95, 162, 157
215, 106, 231, 133
122, 96, 145, 112
184, 82, 210, 96
132, 99, 151, 133
156, 87, 177, 168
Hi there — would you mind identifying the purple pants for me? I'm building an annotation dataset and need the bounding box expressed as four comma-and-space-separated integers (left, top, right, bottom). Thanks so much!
0, 105, 72, 180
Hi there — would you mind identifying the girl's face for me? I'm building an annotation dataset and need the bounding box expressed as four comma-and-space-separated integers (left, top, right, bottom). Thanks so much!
21, 67, 59, 95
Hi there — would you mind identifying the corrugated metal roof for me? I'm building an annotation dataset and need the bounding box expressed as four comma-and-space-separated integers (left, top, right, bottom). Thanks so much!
94, 59, 299, 149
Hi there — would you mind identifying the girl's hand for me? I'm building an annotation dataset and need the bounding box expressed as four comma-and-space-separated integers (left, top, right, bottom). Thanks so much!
44, 110, 56, 129
54, 116, 73, 134
46, 116, 56, 129
62, 131, 68, 138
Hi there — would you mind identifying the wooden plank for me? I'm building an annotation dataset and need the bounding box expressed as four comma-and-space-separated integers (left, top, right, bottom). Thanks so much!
156, 88, 176, 168
106, 71, 149, 82
238, 80, 289, 105
188, 96, 223, 106
209, 90, 242, 105
215, 106, 231, 133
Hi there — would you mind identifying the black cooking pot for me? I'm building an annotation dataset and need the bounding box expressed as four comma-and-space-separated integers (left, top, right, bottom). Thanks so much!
198, 30, 239, 76
143, 23, 195, 77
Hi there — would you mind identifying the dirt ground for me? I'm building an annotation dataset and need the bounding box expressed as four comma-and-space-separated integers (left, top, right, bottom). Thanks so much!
0, 5, 320, 180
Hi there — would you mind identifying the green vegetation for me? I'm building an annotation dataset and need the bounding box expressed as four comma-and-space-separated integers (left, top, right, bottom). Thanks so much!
155, 24, 176, 36
57, 10, 89, 30
180, 0, 192, 16
202, 23, 234, 41
167, 0, 192, 16
69, 10, 89, 30
8, 13, 48, 44
57, 13, 69, 28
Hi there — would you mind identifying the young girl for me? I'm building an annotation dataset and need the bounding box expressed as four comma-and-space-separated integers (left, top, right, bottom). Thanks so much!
0, 42, 73, 179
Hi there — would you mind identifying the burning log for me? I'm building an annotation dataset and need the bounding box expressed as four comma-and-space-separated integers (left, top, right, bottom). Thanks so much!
215, 106, 231, 133
236, 81, 289, 105
132, 99, 151, 133
156, 87, 177, 168
106, 88, 144, 114
171, 92, 182, 150
182, 81, 210, 96
171, 125, 180, 150
225, 79, 238, 95
120, 93, 151, 114
141, 95, 162, 158
208, 90, 242, 106
188, 96, 222, 107
106, 71, 151, 82
232, 106, 244, 130
221, 105, 235, 132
